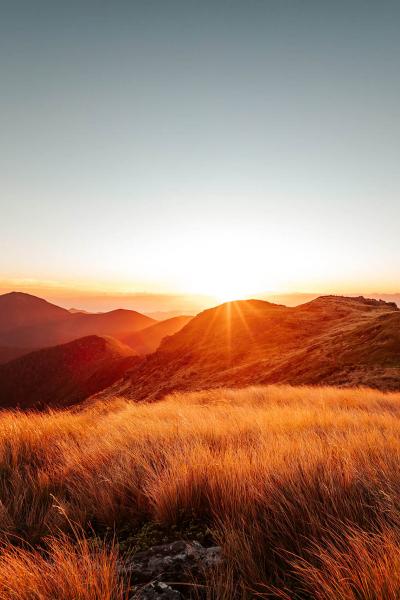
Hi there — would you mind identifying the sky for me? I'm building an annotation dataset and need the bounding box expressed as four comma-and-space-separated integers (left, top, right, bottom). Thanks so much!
1, 1, 400, 311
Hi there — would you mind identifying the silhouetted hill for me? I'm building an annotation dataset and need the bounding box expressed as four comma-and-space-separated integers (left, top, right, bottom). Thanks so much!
99, 296, 400, 400
0, 336, 139, 410
0, 292, 69, 333
145, 310, 194, 320
0, 346, 30, 365
121, 316, 193, 354
0, 292, 156, 350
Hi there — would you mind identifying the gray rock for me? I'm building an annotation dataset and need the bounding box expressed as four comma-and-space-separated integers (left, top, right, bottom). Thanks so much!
122, 540, 222, 583
130, 581, 182, 599
123, 540, 222, 598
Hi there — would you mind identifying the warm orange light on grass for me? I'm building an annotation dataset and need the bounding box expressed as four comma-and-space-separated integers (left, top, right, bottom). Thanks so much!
2, 386, 400, 597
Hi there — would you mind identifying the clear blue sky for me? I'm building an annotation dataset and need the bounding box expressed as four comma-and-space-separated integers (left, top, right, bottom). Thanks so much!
1, 1, 400, 304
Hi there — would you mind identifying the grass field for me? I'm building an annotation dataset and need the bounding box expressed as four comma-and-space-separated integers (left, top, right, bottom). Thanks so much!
1, 385, 400, 598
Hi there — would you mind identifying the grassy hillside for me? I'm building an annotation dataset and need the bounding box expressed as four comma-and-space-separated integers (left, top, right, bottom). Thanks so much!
100, 295, 400, 401
1, 385, 400, 597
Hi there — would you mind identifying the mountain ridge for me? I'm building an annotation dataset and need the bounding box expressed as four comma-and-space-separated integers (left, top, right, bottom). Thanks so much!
97, 295, 400, 401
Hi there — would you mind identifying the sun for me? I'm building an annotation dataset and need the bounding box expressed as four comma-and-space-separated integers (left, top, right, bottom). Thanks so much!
210, 282, 254, 304
157, 226, 286, 303
182, 258, 264, 304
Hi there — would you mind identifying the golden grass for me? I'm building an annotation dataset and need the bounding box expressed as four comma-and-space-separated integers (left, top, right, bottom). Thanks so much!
291, 528, 400, 600
1, 385, 400, 597
0, 535, 126, 600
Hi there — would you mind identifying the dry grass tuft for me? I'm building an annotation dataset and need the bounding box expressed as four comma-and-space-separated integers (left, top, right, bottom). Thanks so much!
291, 528, 400, 600
0, 534, 126, 600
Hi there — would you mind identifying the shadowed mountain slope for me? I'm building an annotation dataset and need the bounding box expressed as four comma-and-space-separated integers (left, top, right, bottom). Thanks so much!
0, 292, 156, 350
121, 315, 193, 354
99, 296, 400, 401
0, 336, 139, 410
0, 346, 30, 365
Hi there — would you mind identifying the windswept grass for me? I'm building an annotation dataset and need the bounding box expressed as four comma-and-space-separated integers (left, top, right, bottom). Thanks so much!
0, 534, 126, 600
1, 385, 400, 597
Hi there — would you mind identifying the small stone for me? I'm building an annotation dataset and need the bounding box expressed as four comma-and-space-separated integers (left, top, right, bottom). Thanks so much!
130, 581, 182, 599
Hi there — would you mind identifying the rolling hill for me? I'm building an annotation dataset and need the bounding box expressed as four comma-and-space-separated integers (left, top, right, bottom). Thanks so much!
121, 315, 193, 354
0, 291, 69, 333
0, 292, 156, 351
98, 295, 400, 401
0, 335, 139, 410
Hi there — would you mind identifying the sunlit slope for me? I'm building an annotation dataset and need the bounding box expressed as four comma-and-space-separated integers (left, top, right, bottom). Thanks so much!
0, 335, 138, 409
102, 296, 400, 400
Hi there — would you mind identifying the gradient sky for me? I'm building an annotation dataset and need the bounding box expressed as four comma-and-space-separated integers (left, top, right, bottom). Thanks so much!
1, 1, 400, 306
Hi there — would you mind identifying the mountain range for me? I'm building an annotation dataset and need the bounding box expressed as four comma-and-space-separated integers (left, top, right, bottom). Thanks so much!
0, 292, 194, 362
0, 292, 155, 351
0, 291, 400, 409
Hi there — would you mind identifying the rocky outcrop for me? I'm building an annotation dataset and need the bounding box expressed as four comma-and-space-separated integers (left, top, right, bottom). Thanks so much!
123, 540, 222, 599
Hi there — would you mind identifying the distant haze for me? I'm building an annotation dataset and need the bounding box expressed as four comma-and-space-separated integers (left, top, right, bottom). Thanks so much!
0, 283, 398, 315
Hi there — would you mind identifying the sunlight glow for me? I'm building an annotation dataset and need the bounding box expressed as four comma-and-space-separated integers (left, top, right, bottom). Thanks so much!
160, 227, 284, 302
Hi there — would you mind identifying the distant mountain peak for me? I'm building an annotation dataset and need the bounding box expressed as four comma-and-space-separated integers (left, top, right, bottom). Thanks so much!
0, 290, 70, 335
3, 290, 60, 302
